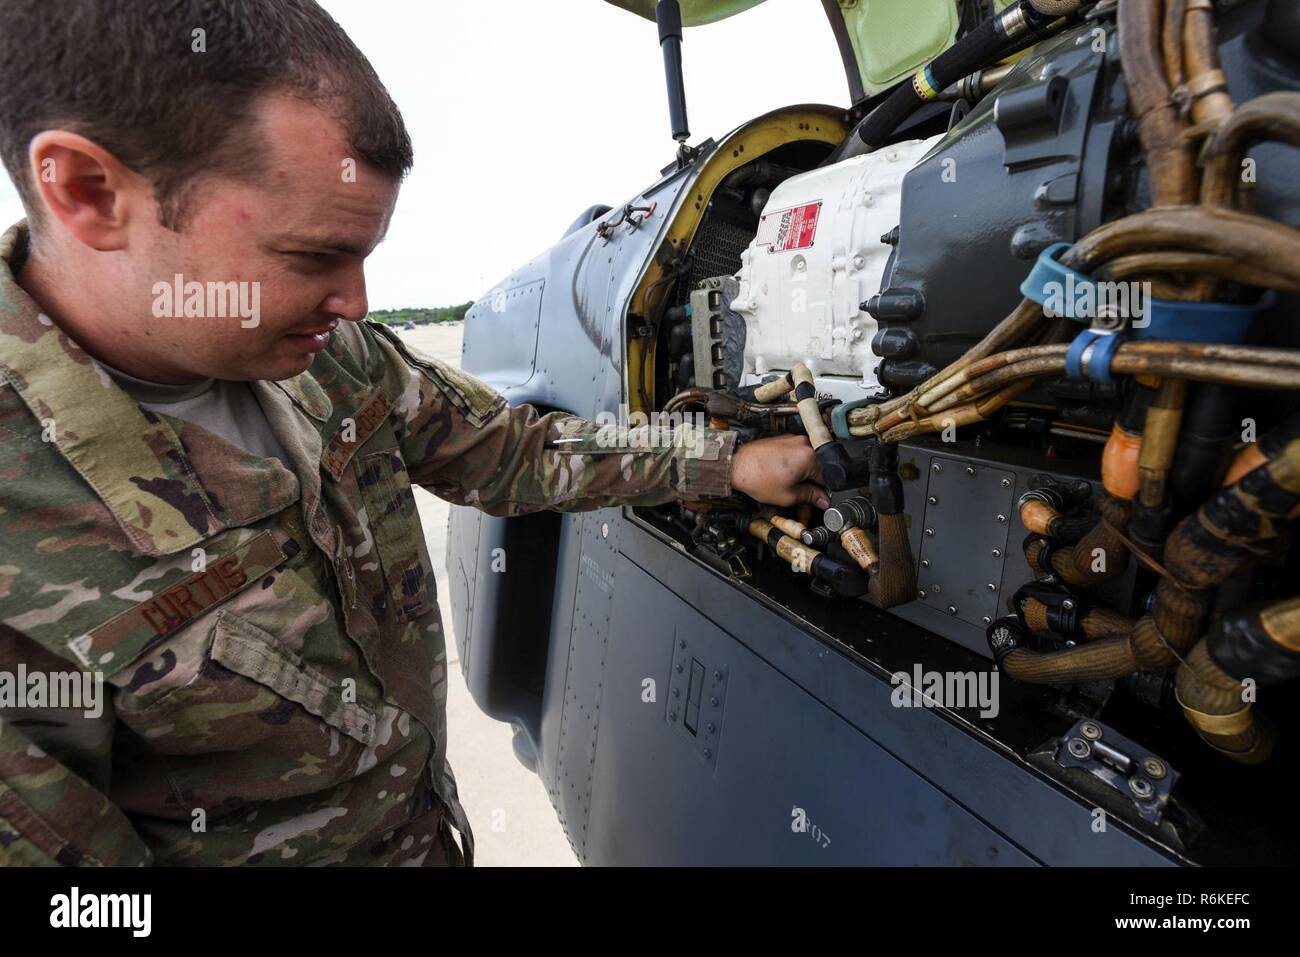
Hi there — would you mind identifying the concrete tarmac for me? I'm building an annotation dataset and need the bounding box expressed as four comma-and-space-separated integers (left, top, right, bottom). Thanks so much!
400, 321, 578, 867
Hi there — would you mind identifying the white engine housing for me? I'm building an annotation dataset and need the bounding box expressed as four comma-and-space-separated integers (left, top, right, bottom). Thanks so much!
730, 134, 942, 403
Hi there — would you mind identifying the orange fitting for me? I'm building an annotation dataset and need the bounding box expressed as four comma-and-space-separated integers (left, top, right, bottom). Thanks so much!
1102, 424, 1143, 501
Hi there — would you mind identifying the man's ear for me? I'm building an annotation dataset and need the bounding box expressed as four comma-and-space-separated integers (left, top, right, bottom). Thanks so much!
27, 131, 148, 251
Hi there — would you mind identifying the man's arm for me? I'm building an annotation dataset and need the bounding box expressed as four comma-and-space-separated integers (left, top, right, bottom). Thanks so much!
363, 322, 738, 515
0, 632, 152, 866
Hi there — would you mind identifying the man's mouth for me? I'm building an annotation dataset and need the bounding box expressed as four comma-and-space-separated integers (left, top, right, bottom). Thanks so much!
283, 321, 339, 353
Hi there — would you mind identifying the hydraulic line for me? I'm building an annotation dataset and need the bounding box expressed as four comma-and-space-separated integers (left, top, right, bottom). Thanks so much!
850, 1, 1068, 154
1177, 596, 1300, 763
1000, 430, 1300, 686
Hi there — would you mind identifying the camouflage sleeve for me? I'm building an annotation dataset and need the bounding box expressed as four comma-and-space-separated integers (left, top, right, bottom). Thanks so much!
360, 322, 739, 517
0, 633, 152, 866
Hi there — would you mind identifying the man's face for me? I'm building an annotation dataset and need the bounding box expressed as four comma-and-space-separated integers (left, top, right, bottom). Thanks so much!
123, 94, 400, 382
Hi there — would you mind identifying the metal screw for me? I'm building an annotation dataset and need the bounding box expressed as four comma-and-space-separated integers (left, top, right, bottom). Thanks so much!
703, 749, 712, 759
601, 523, 609, 539
921, 559, 930, 568
1142, 757, 1167, 779
672, 688, 680, 698
675, 663, 684, 674
931, 584, 941, 594
987, 583, 997, 592
713, 670, 722, 681
679, 639, 686, 649
933, 463, 943, 473
1080, 721, 1102, 740
1067, 738, 1092, 759
982, 616, 992, 625
925, 527, 935, 536
669, 710, 678, 720
992, 548, 1002, 558
1129, 776, 1154, 800
947, 605, 958, 615
1062, 599, 1076, 611
996, 514, 1007, 524
1001, 478, 1012, 488
710, 697, 719, 707
918, 589, 927, 600
966, 467, 976, 476
928, 496, 938, 505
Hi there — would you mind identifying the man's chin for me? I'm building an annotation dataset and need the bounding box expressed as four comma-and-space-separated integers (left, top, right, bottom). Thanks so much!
237, 352, 317, 383
266, 355, 317, 381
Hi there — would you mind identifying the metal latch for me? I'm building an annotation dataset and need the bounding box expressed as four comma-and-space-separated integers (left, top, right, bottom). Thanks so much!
1054, 718, 1178, 824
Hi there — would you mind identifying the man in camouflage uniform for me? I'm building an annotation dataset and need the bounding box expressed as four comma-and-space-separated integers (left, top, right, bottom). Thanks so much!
0, 1, 827, 865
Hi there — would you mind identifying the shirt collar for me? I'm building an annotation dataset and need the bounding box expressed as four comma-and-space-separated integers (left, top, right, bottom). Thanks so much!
0, 221, 226, 556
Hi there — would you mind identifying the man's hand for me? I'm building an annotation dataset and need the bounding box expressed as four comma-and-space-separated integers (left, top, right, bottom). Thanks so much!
728, 434, 830, 509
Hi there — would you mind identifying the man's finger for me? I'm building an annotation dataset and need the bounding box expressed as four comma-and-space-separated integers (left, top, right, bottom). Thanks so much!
793, 482, 831, 510
805, 454, 825, 486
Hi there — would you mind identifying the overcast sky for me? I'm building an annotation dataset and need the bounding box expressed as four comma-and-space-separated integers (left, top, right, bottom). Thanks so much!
0, 0, 850, 310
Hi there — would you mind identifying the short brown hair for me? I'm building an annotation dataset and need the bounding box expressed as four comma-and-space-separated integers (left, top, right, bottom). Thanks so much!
0, 0, 413, 230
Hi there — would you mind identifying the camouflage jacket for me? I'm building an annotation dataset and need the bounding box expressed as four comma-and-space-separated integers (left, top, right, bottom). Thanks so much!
0, 223, 737, 866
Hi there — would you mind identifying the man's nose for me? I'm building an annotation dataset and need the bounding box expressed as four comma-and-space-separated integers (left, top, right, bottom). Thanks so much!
321, 264, 369, 323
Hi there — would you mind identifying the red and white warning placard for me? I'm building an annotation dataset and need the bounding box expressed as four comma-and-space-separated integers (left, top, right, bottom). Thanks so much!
755, 200, 822, 253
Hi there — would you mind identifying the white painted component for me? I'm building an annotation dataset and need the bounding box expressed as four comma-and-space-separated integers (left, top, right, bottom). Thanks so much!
730, 134, 943, 395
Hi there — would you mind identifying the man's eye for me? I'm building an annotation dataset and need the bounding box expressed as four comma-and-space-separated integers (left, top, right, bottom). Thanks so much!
287, 251, 334, 270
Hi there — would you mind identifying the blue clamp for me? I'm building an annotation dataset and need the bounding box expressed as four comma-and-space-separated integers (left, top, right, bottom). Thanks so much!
832, 397, 877, 440
1133, 292, 1273, 344
1020, 243, 1097, 322
1066, 329, 1125, 384
1024, 242, 1273, 349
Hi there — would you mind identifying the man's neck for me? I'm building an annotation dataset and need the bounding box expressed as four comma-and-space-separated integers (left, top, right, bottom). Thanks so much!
14, 237, 204, 387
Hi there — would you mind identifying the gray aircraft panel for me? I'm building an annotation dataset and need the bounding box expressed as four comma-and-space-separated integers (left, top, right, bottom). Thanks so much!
586, 556, 1035, 865
615, 513, 1178, 866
